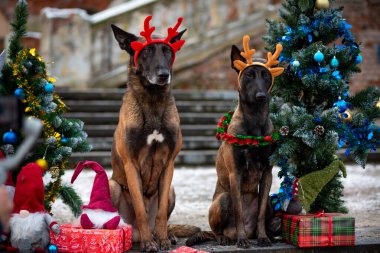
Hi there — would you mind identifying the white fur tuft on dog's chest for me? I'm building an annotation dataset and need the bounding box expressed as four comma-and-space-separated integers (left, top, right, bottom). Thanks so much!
147, 130, 164, 145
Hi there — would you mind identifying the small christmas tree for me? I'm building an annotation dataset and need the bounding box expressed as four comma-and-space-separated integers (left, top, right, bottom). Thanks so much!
264, 0, 380, 213
0, 0, 91, 215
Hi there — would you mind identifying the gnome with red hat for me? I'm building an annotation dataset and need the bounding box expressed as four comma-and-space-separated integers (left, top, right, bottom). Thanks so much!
71, 161, 126, 229
9, 162, 60, 253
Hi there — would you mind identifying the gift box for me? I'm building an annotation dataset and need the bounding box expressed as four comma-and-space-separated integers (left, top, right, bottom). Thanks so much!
283, 213, 355, 247
50, 224, 132, 253
170, 246, 209, 253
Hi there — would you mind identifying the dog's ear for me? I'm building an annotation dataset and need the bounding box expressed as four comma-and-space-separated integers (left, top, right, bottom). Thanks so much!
111, 24, 138, 55
231, 45, 245, 73
170, 29, 187, 44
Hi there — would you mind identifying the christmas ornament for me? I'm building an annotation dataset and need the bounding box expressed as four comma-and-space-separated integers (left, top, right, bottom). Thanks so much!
315, 0, 330, 9
48, 244, 58, 253
128, 15, 185, 68
376, 99, 380, 108
25, 107, 32, 112
36, 158, 49, 171
314, 125, 325, 135
330, 56, 339, 68
333, 97, 348, 113
292, 60, 300, 68
340, 110, 352, 123
61, 137, 68, 144
280, 126, 290, 136
216, 111, 281, 146
14, 88, 25, 99
314, 50, 324, 63
45, 82, 54, 93
3, 130, 17, 144
355, 54, 362, 64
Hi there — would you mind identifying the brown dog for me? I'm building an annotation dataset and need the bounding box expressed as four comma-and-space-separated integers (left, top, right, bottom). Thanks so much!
108, 17, 188, 252
187, 35, 284, 248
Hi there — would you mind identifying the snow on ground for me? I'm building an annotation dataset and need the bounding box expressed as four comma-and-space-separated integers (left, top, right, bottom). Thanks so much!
50, 164, 380, 233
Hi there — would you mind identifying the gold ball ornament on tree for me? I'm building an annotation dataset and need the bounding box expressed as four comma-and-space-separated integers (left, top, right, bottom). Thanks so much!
315, 0, 329, 9
376, 99, 380, 108
340, 110, 352, 123
36, 158, 49, 171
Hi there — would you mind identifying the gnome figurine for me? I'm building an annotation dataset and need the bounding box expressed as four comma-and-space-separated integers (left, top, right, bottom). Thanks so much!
71, 161, 125, 229
9, 162, 60, 253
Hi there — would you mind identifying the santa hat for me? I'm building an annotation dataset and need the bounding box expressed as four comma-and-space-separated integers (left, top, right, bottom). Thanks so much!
71, 161, 117, 212
12, 162, 45, 214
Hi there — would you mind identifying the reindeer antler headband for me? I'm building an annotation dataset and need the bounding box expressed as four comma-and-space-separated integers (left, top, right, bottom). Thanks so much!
233, 35, 284, 92
130, 16, 185, 68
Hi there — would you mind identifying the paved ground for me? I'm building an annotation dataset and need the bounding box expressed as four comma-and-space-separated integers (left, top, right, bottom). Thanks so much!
49, 163, 380, 250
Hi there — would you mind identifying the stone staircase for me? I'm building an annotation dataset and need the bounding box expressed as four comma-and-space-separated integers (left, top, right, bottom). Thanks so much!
59, 88, 238, 168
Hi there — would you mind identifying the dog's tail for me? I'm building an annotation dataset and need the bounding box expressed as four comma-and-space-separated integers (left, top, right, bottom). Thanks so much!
185, 231, 215, 246
167, 224, 201, 238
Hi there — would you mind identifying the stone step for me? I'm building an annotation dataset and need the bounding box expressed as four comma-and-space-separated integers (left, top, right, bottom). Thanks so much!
65, 112, 223, 125
87, 136, 221, 151
64, 100, 235, 113
84, 124, 217, 137
58, 88, 237, 101
69, 150, 217, 167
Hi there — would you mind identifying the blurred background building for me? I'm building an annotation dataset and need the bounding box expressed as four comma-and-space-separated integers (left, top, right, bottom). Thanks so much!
1, 0, 378, 92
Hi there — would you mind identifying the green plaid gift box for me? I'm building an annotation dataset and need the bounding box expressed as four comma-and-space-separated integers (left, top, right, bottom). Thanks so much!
283, 213, 355, 247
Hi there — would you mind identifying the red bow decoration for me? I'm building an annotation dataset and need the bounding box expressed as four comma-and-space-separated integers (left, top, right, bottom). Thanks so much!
130, 16, 185, 67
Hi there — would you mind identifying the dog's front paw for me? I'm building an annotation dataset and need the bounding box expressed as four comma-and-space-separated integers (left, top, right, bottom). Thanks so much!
237, 237, 251, 248
159, 238, 171, 250
257, 236, 272, 247
140, 240, 159, 252
216, 235, 233, 246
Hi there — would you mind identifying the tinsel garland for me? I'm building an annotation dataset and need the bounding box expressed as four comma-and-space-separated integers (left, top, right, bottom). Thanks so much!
216, 111, 281, 146
12, 48, 67, 209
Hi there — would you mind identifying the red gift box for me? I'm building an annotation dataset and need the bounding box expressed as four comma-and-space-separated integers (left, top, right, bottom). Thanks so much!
50, 224, 132, 253
170, 246, 209, 253
283, 213, 355, 247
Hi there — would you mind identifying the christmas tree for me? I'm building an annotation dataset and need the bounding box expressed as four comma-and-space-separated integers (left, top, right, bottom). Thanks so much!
264, 0, 380, 213
0, 0, 91, 215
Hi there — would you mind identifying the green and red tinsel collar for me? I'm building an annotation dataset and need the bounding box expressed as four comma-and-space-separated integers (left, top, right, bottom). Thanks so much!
216, 111, 280, 146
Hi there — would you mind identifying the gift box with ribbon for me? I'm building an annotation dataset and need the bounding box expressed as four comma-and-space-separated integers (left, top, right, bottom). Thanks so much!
282, 211, 355, 247
50, 224, 133, 253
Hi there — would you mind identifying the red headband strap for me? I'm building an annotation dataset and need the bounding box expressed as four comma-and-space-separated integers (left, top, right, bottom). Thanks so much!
130, 16, 185, 68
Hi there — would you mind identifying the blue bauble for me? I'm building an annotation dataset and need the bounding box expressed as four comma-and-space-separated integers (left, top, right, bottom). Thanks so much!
3, 130, 17, 144
48, 244, 58, 253
14, 88, 25, 99
45, 82, 55, 93
330, 56, 339, 68
314, 50, 324, 62
355, 54, 362, 64
61, 137, 68, 144
292, 60, 300, 68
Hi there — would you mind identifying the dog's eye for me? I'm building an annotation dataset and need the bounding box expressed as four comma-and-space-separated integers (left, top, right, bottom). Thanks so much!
162, 47, 171, 54
245, 72, 256, 79
261, 70, 270, 79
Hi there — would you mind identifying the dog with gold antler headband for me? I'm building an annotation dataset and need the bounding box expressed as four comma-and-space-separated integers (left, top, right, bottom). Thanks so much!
186, 35, 284, 248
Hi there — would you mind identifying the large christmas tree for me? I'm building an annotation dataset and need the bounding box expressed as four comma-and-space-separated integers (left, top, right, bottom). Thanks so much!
0, 0, 91, 215
264, 0, 380, 213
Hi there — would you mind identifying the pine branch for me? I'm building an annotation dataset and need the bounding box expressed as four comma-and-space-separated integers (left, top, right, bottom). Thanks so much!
8, 0, 28, 62
59, 184, 83, 217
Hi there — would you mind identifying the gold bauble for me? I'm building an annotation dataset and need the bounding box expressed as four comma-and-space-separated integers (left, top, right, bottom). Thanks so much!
36, 158, 49, 171
25, 107, 31, 112
376, 99, 380, 108
315, 0, 329, 9
340, 110, 352, 123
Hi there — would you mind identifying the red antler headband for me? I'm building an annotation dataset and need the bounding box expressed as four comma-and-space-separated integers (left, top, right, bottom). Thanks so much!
130, 16, 185, 68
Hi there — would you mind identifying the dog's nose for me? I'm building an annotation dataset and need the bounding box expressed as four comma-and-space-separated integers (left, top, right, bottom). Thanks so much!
256, 92, 267, 100
157, 70, 170, 80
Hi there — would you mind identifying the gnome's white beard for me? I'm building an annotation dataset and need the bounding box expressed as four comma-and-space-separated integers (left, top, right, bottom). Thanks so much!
82, 209, 127, 228
9, 212, 50, 252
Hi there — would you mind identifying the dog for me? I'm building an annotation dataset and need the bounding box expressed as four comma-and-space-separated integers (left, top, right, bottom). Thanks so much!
108, 16, 198, 252
186, 35, 284, 248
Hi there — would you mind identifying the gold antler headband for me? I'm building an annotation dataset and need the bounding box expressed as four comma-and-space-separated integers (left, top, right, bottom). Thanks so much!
233, 35, 284, 92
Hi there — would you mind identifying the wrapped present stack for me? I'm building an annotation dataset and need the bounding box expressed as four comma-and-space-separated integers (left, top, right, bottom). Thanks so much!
283, 212, 355, 247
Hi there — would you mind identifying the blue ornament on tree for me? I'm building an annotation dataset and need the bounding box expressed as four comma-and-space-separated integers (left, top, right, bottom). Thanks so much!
314, 50, 324, 63
14, 88, 25, 99
333, 98, 348, 113
61, 137, 68, 144
45, 82, 55, 93
355, 55, 362, 64
292, 60, 300, 68
330, 56, 339, 68
3, 130, 17, 144
48, 244, 58, 253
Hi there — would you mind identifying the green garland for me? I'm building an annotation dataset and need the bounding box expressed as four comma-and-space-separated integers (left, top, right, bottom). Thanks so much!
216, 111, 281, 146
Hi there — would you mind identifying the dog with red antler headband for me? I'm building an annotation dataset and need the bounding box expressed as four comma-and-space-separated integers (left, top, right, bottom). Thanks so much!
109, 16, 199, 252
